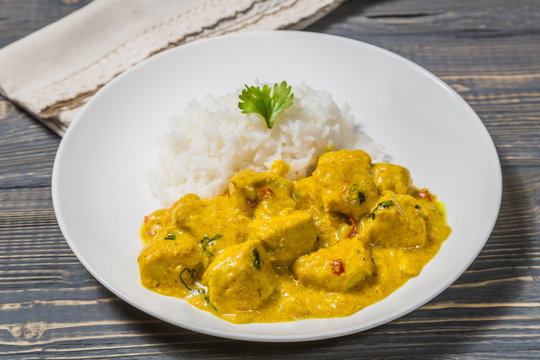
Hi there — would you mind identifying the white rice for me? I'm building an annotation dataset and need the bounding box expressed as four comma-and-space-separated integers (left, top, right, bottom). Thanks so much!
148, 83, 385, 206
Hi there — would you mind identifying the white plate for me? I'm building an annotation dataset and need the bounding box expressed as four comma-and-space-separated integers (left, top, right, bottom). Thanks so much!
52, 31, 502, 342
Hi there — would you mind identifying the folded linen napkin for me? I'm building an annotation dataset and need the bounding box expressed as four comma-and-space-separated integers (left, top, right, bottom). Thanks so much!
0, 0, 344, 136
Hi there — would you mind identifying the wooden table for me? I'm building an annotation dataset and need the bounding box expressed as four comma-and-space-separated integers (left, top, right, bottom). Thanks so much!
1, 0, 539, 358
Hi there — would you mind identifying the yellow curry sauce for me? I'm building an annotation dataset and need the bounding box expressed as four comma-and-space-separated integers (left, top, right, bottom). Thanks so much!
138, 149, 451, 323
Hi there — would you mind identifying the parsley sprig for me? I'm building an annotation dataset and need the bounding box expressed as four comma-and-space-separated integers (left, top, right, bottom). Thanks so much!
238, 81, 294, 129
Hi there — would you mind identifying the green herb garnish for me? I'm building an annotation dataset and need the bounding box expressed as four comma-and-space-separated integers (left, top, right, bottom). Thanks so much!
164, 234, 176, 240
253, 248, 261, 270
370, 200, 395, 219
415, 205, 421, 211
201, 234, 223, 256
238, 81, 294, 129
350, 184, 366, 204
205, 294, 217, 311
358, 192, 366, 204
377, 200, 395, 209
179, 267, 198, 292
179, 268, 217, 311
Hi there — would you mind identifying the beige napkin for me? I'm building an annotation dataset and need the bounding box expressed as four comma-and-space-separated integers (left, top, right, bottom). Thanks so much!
0, 0, 344, 136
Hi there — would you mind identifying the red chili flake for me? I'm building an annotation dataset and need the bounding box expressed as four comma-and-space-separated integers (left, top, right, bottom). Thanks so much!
331, 259, 345, 275
347, 215, 358, 238
342, 186, 348, 193
143, 216, 149, 224
259, 187, 273, 198
246, 199, 258, 208
343, 180, 350, 184
418, 189, 433, 201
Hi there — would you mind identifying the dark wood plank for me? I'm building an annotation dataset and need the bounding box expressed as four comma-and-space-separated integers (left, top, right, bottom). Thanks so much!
0, 0, 93, 46
1, 0, 539, 359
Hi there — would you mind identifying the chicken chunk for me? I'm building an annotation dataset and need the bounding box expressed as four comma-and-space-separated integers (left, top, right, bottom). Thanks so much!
312, 150, 377, 218
229, 170, 295, 216
250, 210, 317, 266
372, 163, 413, 195
138, 233, 203, 291
204, 241, 277, 313
171, 194, 206, 230
368, 191, 427, 248
292, 240, 374, 292
140, 208, 171, 244
170, 193, 251, 263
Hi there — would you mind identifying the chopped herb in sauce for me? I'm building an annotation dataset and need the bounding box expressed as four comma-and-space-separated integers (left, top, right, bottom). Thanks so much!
179, 268, 217, 311
369, 200, 395, 219
204, 294, 218, 311
201, 234, 223, 256
349, 184, 366, 205
357, 191, 366, 204
164, 234, 176, 240
377, 200, 395, 209
179, 267, 198, 292
252, 248, 261, 270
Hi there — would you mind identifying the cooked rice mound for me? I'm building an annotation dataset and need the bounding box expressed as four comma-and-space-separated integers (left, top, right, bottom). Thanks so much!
148, 83, 383, 205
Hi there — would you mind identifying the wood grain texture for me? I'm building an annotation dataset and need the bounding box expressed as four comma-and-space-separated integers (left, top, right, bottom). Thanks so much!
1, 0, 539, 358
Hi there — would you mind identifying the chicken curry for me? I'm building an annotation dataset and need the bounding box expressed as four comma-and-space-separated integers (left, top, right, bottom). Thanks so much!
138, 149, 451, 323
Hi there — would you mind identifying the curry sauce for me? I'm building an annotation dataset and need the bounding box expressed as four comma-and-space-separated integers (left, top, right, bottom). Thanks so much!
138, 149, 451, 323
